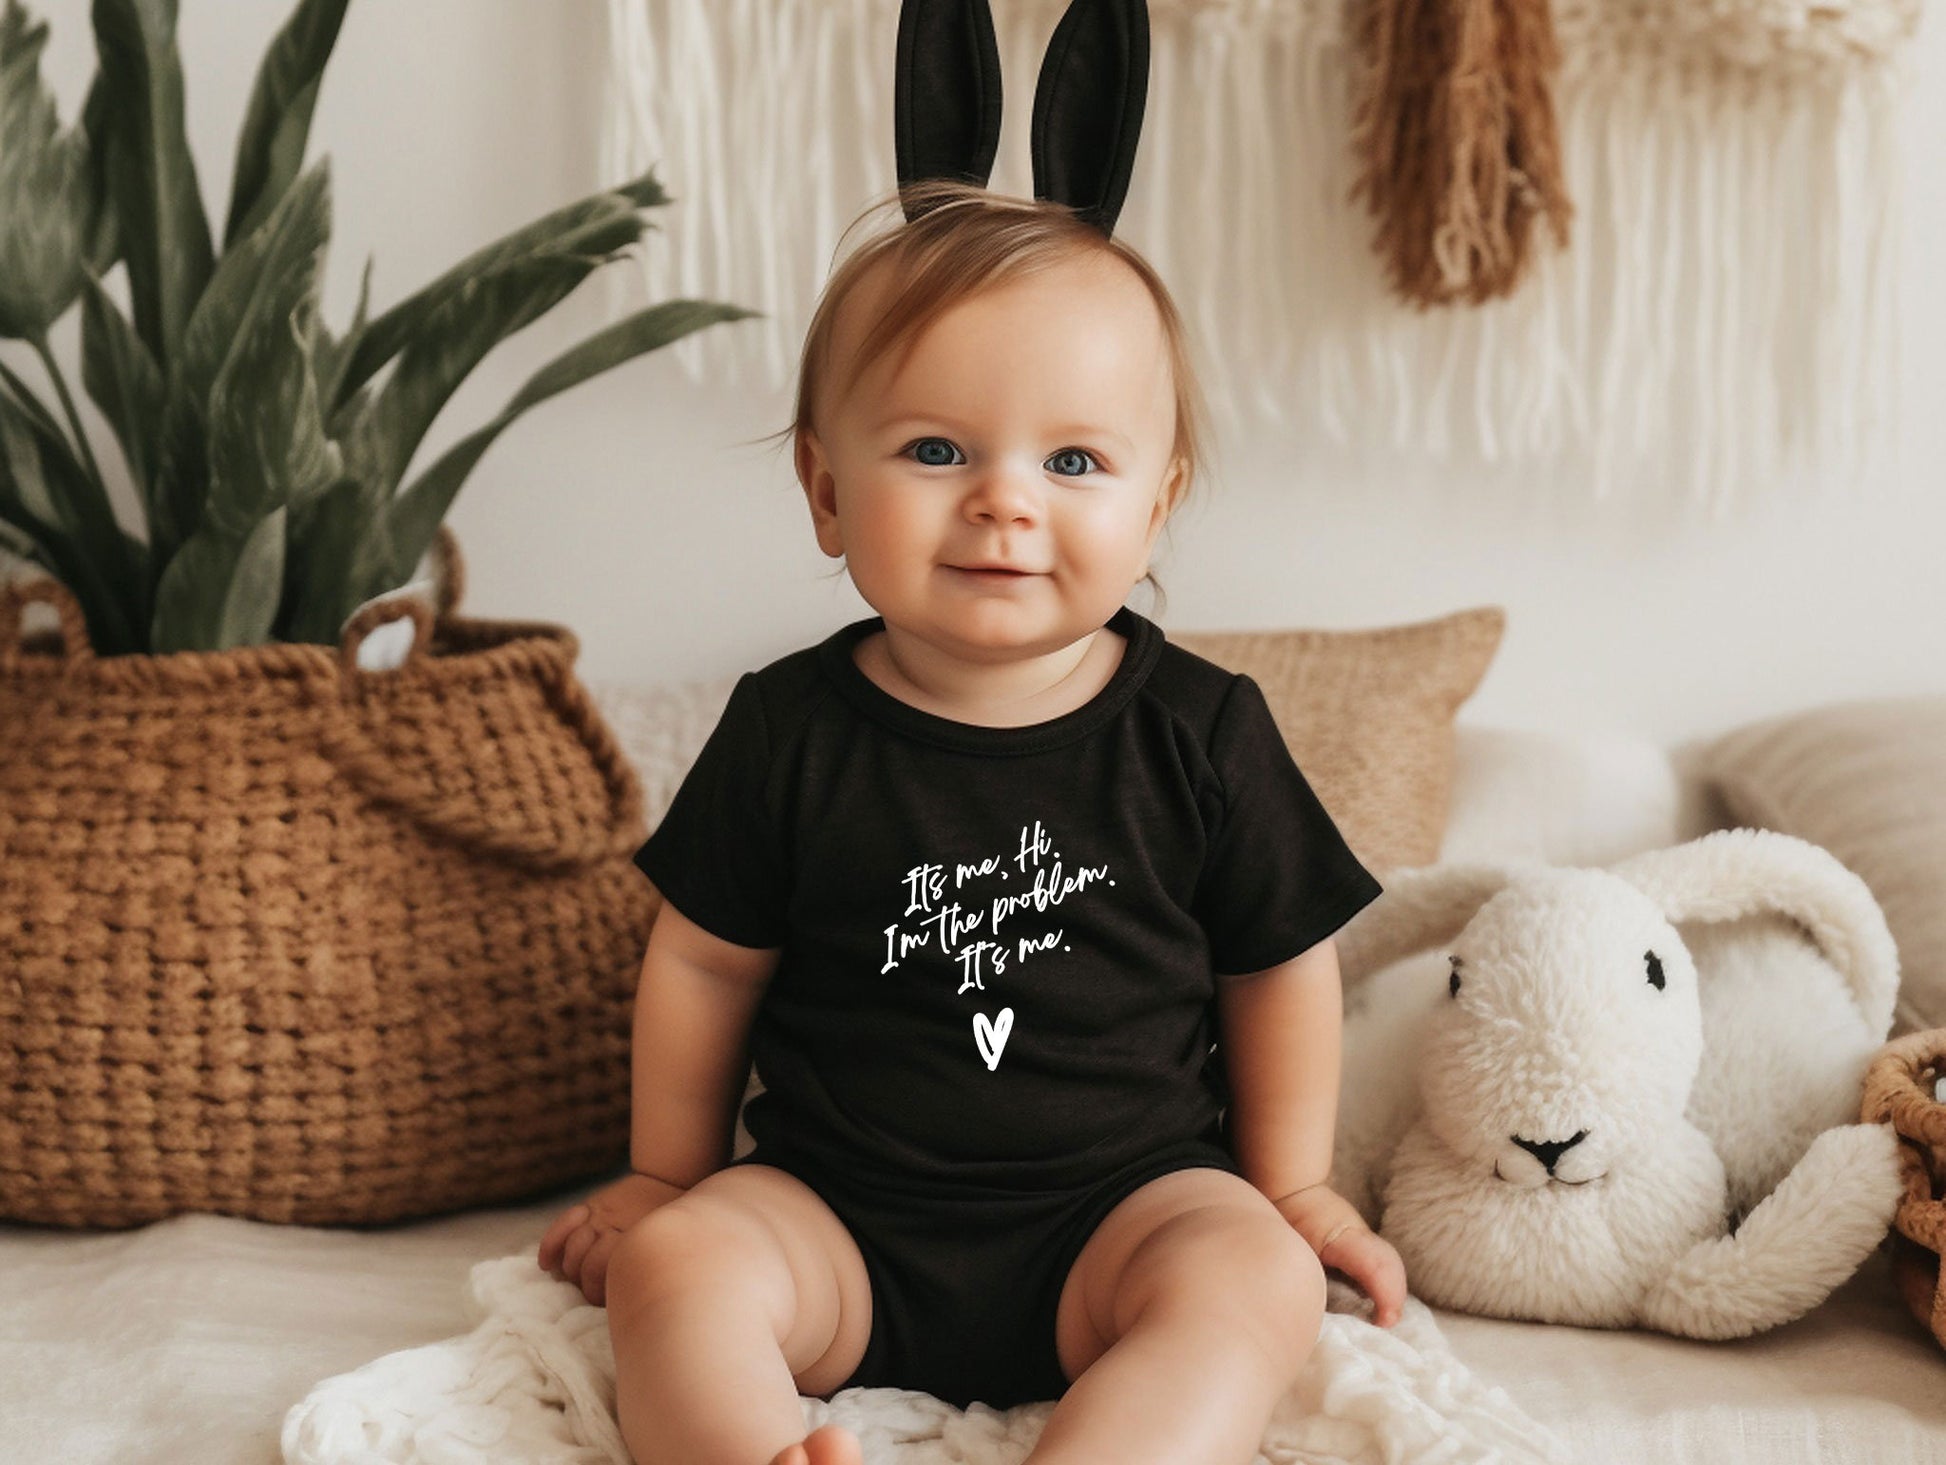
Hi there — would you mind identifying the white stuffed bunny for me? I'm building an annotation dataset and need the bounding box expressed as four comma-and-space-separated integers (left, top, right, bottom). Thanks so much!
1330, 827, 1906, 1340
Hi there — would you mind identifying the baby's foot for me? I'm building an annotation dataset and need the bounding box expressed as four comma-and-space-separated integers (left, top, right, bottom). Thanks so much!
769, 1421, 864, 1465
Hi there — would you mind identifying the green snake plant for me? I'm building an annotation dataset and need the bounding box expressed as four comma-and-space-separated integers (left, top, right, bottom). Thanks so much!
0, 0, 757, 653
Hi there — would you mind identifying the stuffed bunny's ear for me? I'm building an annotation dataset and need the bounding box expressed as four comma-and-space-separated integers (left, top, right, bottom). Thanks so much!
1608, 828, 1900, 1040
1030, 0, 1149, 234
1334, 864, 1523, 988
896, 0, 1004, 220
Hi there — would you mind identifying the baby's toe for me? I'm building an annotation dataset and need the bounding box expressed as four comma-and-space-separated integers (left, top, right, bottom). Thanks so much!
800, 1422, 864, 1465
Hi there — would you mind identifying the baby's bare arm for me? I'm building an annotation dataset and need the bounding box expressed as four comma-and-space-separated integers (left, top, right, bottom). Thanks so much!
538, 898, 781, 1302
629, 899, 782, 1186
1215, 936, 1344, 1201
1216, 937, 1406, 1325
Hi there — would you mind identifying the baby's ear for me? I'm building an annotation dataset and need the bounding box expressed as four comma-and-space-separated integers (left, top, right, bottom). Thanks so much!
1159, 455, 1189, 516
796, 435, 846, 559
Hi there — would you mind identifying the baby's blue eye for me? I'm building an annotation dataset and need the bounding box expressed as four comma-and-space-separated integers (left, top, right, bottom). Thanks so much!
1047, 448, 1099, 477
910, 437, 962, 467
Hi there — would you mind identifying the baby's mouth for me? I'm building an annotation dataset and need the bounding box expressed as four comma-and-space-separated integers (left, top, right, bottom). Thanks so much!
949, 565, 1036, 581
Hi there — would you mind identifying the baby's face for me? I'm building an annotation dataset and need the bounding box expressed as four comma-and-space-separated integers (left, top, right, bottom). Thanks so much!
798, 249, 1185, 665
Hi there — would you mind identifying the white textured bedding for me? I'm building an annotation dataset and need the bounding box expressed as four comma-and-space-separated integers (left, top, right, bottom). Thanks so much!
2, 691, 1942, 1464
2, 1181, 1939, 1464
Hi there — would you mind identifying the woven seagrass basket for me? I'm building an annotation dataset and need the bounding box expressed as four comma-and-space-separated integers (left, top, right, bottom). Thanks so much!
1861, 1028, 1946, 1352
0, 533, 658, 1227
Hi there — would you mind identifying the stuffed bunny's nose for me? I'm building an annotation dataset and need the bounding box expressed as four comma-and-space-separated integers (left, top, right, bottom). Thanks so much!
1511, 1131, 1589, 1174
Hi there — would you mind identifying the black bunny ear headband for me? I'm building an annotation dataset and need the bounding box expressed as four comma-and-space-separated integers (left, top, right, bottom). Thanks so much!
896, 0, 1150, 236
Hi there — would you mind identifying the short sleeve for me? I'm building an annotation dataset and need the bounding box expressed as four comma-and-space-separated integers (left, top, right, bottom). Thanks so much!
1193, 675, 1384, 979
631, 673, 790, 949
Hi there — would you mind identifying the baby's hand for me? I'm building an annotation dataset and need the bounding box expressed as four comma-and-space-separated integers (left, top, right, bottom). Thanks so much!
536, 1172, 689, 1307
1271, 1182, 1407, 1329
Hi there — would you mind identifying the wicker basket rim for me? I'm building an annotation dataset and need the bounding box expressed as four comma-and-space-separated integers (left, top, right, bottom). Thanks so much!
0, 526, 518, 686
0, 611, 581, 692
1870, 1029, 1946, 1095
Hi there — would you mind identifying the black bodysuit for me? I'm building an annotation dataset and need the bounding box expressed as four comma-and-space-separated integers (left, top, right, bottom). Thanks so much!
632, 603, 1382, 1410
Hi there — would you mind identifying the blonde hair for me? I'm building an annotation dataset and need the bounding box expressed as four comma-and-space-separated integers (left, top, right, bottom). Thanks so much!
751, 178, 1217, 616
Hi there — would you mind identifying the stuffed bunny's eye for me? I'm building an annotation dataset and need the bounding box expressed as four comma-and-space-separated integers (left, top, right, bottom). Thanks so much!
1448, 955, 1463, 998
1645, 950, 1665, 990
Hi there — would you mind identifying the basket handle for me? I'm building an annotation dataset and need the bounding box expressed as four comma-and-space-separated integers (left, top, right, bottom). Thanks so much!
1863, 1029, 1946, 1149
0, 577, 95, 666
337, 594, 435, 676
318, 646, 645, 871
332, 528, 465, 672
430, 525, 464, 618
1862, 1029, 1946, 1259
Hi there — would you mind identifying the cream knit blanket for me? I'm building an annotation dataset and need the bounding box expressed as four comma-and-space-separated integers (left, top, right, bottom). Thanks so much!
282, 1261, 1572, 1465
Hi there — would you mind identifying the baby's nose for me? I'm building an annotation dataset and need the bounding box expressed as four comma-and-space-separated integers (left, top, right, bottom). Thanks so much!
966, 473, 1041, 521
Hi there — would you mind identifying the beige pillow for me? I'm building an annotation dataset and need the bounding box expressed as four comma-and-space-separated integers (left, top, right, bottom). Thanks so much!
1690, 695, 1946, 1036
1173, 606, 1505, 876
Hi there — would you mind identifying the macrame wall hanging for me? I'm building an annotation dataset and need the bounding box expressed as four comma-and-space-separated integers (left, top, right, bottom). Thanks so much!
600, 0, 1921, 514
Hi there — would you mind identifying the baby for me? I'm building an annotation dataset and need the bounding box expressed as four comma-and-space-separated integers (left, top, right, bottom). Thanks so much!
539, 179, 1406, 1465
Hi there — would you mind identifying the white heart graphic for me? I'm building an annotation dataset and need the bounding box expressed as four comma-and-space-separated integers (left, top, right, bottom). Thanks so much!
974, 1007, 1014, 1071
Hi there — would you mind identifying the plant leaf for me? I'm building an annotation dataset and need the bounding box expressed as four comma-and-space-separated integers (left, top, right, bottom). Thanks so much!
150, 503, 285, 651
78, 271, 164, 488
612, 167, 670, 212
357, 249, 600, 499
278, 472, 394, 644
0, 376, 59, 527
148, 161, 338, 652
278, 368, 400, 641
148, 159, 331, 571
313, 250, 371, 421
148, 180, 340, 652
0, 352, 68, 444
223, 0, 348, 249
0, 0, 95, 338
385, 298, 757, 581
78, 70, 119, 276
346, 191, 678, 503
333, 177, 663, 410
146, 372, 205, 591
204, 300, 341, 536
504, 298, 757, 419
0, 354, 147, 593
0, 513, 51, 570
201, 223, 339, 539
0, 374, 139, 651
90, 0, 215, 368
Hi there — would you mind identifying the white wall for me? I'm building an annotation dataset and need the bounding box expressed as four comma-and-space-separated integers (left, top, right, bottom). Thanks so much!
24, 0, 1945, 745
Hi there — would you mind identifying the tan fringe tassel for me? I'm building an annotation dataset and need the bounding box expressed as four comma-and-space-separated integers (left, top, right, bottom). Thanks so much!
1349, 0, 1572, 307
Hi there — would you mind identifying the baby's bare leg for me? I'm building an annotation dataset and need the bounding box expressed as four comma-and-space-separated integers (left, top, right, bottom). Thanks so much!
1028, 1168, 1325, 1465
604, 1164, 874, 1465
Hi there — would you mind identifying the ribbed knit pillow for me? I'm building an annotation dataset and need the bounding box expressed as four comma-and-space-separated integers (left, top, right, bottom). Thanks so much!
1173, 606, 1506, 876
1690, 695, 1946, 1035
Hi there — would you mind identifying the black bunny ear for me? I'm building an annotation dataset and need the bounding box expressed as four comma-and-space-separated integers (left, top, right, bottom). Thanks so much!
896, 0, 1004, 221
1030, 0, 1149, 235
